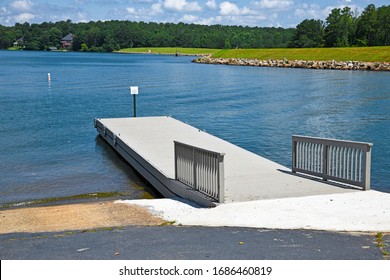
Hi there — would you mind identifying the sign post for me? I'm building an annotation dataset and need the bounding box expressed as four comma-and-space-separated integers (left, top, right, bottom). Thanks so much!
130, 86, 139, 117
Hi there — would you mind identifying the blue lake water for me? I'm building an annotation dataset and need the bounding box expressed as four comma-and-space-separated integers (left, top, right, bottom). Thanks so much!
0, 50, 389, 205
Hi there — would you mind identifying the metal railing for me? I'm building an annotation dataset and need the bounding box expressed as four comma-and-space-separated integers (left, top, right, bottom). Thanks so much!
292, 135, 373, 190
174, 141, 225, 202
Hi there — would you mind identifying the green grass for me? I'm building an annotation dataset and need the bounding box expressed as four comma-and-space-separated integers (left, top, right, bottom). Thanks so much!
7, 46, 23, 51
117, 46, 390, 62
117, 47, 220, 55
159, 221, 176, 226
212, 46, 390, 62
376, 232, 389, 259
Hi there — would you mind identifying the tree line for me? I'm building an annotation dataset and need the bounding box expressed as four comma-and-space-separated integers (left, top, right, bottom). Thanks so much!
0, 20, 294, 51
0, 4, 388, 52
289, 4, 390, 47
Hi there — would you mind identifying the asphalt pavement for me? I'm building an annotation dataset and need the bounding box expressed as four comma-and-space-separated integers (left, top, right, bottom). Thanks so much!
0, 225, 387, 260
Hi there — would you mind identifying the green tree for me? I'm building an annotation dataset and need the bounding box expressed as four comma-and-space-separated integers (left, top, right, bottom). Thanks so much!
49, 27, 62, 48
324, 7, 356, 47
325, 8, 340, 46
0, 28, 15, 48
102, 32, 120, 52
224, 38, 231, 49
356, 4, 378, 46
377, 5, 390, 45
80, 43, 89, 51
290, 19, 325, 48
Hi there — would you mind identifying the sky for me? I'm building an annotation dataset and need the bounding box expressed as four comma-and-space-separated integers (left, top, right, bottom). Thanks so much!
0, 0, 388, 27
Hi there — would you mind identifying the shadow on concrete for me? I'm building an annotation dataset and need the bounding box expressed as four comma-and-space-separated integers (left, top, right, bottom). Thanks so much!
277, 169, 362, 191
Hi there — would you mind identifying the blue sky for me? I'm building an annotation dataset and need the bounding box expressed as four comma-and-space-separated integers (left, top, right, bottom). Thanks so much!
0, 0, 388, 27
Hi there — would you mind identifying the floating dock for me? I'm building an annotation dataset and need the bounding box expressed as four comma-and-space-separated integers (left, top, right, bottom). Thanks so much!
95, 116, 356, 206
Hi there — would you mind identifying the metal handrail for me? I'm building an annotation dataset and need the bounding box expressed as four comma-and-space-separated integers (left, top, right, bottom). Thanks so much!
174, 141, 225, 202
292, 135, 373, 190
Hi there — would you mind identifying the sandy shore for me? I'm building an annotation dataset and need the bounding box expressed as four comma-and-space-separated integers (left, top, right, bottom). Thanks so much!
0, 201, 165, 234
3, 190, 389, 234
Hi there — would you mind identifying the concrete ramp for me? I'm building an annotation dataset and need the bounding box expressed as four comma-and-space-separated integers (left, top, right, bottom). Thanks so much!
95, 116, 356, 205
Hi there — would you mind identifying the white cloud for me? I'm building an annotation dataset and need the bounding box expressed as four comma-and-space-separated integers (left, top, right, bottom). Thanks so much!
223, 2, 253, 15
151, 3, 163, 14
219, 2, 254, 16
215, 2, 271, 26
205, 0, 217, 10
131, 0, 154, 3
294, 8, 306, 17
294, 4, 322, 18
255, 0, 293, 9
163, 0, 202, 12
10, 0, 33, 12
126, 6, 136, 14
294, 3, 360, 22
180, 14, 198, 22
323, 4, 360, 17
195, 15, 222, 25
219, 2, 240, 15
77, 12, 88, 22
14, 12, 35, 22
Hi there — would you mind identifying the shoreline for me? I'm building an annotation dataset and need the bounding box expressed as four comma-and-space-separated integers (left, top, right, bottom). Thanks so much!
125, 190, 390, 233
115, 50, 208, 57
2, 190, 389, 234
193, 56, 390, 71
0, 200, 166, 234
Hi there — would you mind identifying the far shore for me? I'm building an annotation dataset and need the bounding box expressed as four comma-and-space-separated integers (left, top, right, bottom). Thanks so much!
117, 46, 390, 71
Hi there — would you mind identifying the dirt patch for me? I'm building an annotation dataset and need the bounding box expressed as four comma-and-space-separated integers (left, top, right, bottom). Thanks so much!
0, 201, 165, 234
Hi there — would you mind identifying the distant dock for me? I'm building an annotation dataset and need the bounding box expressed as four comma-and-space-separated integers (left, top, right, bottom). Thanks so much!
95, 116, 359, 206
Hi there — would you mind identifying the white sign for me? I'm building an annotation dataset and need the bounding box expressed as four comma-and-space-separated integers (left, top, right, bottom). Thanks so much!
130, 86, 139, 95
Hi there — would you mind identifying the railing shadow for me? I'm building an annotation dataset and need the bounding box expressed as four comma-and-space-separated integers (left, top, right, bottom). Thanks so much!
276, 169, 362, 191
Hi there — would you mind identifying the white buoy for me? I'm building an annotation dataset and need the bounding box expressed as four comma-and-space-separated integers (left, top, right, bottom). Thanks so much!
47, 73, 51, 82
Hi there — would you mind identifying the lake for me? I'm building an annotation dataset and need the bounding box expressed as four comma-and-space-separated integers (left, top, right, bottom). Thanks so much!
0, 50, 389, 206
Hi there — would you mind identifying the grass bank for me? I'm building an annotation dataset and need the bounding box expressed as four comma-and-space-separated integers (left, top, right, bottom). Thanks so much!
118, 46, 390, 62
117, 47, 220, 55
7, 47, 23, 51
212, 46, 390, 62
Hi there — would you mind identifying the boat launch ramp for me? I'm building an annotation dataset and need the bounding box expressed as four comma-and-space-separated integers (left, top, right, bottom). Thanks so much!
95, 116, 361, 206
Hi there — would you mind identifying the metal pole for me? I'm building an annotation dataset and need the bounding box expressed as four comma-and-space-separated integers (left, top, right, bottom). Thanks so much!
130, 86, 138, 117
133, 94, 136, 117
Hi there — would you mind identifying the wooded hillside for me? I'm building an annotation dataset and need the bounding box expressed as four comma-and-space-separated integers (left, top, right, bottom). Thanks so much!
0, 4, 388, 52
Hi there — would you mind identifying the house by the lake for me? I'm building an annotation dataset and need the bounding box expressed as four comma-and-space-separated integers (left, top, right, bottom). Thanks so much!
61, 33, 74, 49
13, 37, 24, 48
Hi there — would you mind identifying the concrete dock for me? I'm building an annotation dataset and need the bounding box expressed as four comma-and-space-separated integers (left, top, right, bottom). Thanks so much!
95, 116, 356, 206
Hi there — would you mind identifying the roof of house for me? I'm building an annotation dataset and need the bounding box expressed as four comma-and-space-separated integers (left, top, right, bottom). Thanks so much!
61, 33, 74, 42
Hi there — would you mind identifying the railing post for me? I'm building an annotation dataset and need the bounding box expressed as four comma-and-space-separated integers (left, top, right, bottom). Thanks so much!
292, 137, 296, 173
174, 141, 178, 180
323, 144, 329, 181
363, 144, 372, 191
192, 147, 197, 190
218, 154, 225, 203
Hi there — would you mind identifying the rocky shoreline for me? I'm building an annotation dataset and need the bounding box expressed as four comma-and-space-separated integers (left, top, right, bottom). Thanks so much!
193, 56, 390, 71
